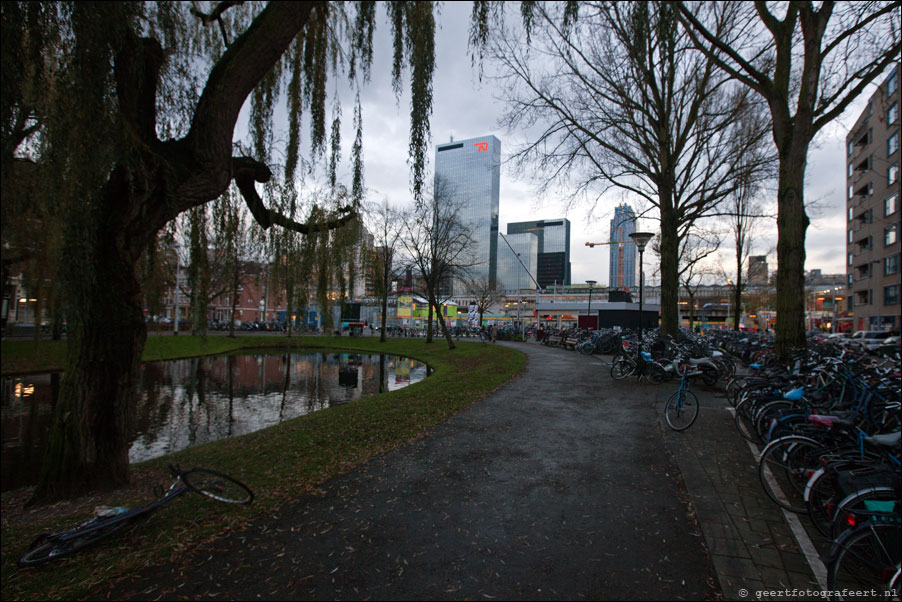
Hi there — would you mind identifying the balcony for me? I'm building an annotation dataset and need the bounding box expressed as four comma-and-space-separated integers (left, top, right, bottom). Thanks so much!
853, 127, 869, 149
854, 182, 871, 198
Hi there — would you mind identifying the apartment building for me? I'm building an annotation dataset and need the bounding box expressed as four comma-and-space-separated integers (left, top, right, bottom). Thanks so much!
845, 63, 900, 333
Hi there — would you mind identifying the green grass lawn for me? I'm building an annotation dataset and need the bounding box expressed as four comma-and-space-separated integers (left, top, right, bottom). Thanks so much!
1, 335, 525, 600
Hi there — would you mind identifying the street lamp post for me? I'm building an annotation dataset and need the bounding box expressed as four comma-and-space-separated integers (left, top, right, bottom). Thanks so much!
517, 253, 522, 340
629, 232, 654, 356
586, 280, 597, 330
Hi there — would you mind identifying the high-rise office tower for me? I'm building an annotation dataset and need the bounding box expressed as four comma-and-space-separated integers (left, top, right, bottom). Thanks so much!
507, 219, 571, 288
845, 63, 900, 332
747, 256, 768, 285
497, 233, 538, 292
435, 135, 501, 293
609, 204, 637, 289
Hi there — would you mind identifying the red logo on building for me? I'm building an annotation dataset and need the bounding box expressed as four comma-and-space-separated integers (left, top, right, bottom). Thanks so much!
474, 142, 488, 152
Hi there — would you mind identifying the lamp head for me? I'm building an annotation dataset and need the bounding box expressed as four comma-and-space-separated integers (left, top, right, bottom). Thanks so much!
586, 280, 597, 288
629, 232, 654, 252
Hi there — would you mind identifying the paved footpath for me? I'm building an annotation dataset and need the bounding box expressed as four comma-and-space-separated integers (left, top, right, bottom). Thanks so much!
98, 342, 820, 601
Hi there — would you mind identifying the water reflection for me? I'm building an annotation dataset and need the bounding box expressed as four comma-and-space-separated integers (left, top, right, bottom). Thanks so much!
1, 351, 429, 492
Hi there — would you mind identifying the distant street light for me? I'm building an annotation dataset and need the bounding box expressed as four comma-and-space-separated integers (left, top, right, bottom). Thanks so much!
586, 280, 597, 330
629, 232, 655, 358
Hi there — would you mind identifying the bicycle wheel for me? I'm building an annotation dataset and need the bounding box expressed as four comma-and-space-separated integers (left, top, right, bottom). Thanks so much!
757, 435, 824, 514
806, 468, 840, 537
831, 486, 899, 541
733, 397, 763, 443
827, 522, 901, 600
643, 362, 666, 385
610, 357, 634, 380
753, 400, 796, 442
17, 518, 130, 567
699, 364, 718, 386
182, 469, 254, 504
665, 389, 699, 431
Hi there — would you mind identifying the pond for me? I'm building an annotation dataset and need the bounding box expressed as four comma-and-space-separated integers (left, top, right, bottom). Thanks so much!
1, 350, 430, 492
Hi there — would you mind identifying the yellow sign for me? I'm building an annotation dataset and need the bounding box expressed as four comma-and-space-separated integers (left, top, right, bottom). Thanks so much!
397, 296, 413, 318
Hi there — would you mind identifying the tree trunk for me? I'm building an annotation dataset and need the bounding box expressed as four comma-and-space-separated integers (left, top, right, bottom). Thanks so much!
659, 203, 680, 336
686, 287, 695, 332
380, 291, 388, 343
429, 291, 456, 350
733, 253, 743, 332
32, 281, 42, 346
425, 302, 434, 343
228, 256, 239, 338
32, 228, 146, 502
774, 147, 809, 359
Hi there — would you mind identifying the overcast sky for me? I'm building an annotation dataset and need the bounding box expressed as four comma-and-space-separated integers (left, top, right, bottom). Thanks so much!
290, 3, 886, 287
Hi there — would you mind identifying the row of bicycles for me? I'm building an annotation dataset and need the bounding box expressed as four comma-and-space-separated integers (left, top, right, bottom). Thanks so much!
723, 333, 900, 599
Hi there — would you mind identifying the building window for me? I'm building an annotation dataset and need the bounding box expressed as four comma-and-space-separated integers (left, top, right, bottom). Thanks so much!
848, 252, 854, 266
848, 162, 854, 178
848, 274, 854, 288
848, 229, 854, 243
890, 163, 899, 187
889, 68, 899, 95
848, 185, 854, 200
886, 224, 898, 246
886, 254, 899, 276
889, 132, 899, 157
885, 284, 899, 306
887, 194, 898, 217
889, 102, 899, 125
849, 206, 855, 221
848, 140, 854, 155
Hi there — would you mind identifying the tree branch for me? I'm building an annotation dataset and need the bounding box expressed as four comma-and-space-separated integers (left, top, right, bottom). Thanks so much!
232, 156, 356, 234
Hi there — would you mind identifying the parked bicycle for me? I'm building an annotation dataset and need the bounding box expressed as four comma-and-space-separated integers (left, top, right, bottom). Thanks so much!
18, 464, 254, 567
664, 360, 701, 431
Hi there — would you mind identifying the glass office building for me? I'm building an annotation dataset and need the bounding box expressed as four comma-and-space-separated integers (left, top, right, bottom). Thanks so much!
435, 135, 501, 293
609, 204, 637, 289
497, 233, 538, 292
507, 219, 571, 288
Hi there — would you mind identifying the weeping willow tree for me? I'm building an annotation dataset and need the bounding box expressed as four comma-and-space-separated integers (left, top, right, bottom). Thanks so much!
1, 1, 451, 502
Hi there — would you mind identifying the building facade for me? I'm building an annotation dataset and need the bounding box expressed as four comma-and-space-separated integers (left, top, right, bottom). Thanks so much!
496, 232, 538, 292
435, 135, 501, 293
506, 218, 571, 288
845, 63, 900, 332
609, 204, 637, 289
747, 256, 768, 285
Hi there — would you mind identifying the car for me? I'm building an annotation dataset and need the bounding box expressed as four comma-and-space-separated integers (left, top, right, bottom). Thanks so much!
877, 335, 900, 352
849, 330, 892, 351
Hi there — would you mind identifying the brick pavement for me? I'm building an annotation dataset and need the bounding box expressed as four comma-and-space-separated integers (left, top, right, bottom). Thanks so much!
653, 370, 826, 601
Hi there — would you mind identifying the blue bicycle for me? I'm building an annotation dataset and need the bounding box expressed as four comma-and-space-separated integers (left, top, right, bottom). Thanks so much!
664, 361, 701, 431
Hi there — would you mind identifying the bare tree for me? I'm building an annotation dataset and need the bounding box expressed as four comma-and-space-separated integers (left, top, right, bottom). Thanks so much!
401, 177, 479, 349
365, 197, 404, 343
464, 276, 503, 329
652, 227, 722, 330
676, 0, 901, 358
723, 164, 772, 332
490, 1, 773, 335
